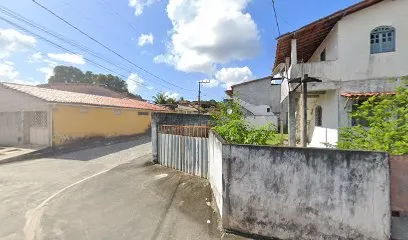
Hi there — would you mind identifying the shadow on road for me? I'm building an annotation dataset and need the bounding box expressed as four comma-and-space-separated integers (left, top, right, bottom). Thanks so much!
53, 134, 151, 161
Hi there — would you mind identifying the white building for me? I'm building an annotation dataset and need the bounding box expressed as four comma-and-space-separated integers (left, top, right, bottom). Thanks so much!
274, 0, 407, 147
226, 76, 287, 129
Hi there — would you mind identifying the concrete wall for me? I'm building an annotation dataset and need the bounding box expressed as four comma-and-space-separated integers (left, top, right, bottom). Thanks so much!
0, 85, 48, 112
53, 104, 151, 145
208, 131, 225, 217
151, 112, 211, 162
310, 24, 339, 62
222, 145, 390, 239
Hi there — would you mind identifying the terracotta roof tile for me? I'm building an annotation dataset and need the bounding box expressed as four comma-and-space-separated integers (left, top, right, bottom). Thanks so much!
1, 82, 167, 111
341, 92, 396, 98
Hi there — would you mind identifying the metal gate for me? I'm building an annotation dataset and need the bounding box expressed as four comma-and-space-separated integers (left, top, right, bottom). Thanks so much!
27, 111, 49, 146
158, 125, 209, 178
0, 112, 22, 145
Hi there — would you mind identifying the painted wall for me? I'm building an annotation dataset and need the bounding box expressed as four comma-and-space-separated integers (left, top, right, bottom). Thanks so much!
338, 0, 408, 80
222, 145, 390, 239
0, 86, 48, 112
208, 131, 224, 217
52, 104, 151, 145
310, 24, 339, 62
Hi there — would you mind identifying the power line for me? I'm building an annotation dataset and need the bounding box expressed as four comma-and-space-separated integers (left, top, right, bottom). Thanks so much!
0, 15, 157, 93
30, 0, 195, 92
271, 0, 281, 36
0, 4, 178, 94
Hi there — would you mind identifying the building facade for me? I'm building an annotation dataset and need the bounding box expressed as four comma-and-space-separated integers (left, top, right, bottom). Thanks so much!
274, 0, 407, 147
0, 83, 165, 147
227, 77, 287, 129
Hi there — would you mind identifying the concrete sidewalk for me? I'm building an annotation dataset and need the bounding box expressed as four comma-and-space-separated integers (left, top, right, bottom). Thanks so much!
0, 146, 46, 163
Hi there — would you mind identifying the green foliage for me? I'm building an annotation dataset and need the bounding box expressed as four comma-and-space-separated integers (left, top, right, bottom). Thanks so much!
211, 100, 279, 145
152, 92, 177, 104
49, 66, 142, 100
337, 81, 408, 155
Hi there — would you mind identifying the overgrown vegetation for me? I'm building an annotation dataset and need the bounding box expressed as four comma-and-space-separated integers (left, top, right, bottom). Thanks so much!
211, 100, 280, 145
337, 80, 408, 155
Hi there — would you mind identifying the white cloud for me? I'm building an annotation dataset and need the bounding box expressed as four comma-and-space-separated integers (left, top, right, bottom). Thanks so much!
37, 67, 54, 81
128, 0, 158, 16
138, 33, 154, 46
0, 28, 36, 59
164, 91, 179, 100
126, 73, 144, 94
147, 86, 154, 90
0, 61, 41, 85
0, 61, 19, 80
202, 66, 253, 89
154, 0, 260, 74
47, 53, 85, 65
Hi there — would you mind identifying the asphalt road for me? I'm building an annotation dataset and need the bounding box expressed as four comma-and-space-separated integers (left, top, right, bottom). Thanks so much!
0, 136, 241, 240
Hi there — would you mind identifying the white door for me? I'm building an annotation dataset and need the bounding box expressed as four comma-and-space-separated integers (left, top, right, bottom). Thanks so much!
29, 111, 49, 146
0, 112, 22, 146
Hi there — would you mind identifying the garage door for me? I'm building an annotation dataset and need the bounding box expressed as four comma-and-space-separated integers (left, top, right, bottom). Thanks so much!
0, 112, 22, 146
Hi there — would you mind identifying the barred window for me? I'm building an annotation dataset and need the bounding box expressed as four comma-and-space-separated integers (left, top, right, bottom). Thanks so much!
31, 111, 48, 128
370, 26, 395, 54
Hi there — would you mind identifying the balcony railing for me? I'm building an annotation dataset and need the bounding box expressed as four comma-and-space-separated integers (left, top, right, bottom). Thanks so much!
290, 61, 339, 81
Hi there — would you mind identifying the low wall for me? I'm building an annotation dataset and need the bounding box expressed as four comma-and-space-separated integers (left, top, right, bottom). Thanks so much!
222, 145, 390, 239
208, 131, 225, 217
151, 112, 211, 162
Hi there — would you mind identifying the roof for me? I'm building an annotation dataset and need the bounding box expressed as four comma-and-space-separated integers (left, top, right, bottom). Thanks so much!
0, 82, 166, 111
37, 83, 129, 99
274, 0, 383, 68
230, 76, 273, 89
341, 92, 396, 98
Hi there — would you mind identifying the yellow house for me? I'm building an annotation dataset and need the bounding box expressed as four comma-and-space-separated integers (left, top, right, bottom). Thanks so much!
0, 82, 166, 146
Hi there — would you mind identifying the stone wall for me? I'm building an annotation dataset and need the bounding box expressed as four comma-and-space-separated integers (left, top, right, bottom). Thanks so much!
151, 112, 211, 162
221, 145, 390, 239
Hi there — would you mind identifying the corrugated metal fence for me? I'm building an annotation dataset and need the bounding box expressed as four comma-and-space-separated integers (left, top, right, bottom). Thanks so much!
158, 125, 210, 178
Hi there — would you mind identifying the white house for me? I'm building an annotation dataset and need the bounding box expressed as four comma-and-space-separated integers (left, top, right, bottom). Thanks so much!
274, 0, 407, 147
226, 76, 287, 129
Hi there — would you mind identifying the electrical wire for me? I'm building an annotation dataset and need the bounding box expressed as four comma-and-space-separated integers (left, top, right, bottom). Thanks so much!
271, 0, 281, 36
30, 0, 195, 92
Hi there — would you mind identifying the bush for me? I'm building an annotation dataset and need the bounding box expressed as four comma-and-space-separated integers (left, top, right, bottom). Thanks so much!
337, 80, 408, 155
211, 100, 279, 145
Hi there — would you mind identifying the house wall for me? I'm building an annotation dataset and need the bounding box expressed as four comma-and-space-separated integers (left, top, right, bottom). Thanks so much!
232, 80, 286, 128
52, 104, 151, 145
337, 0, 408, 80
0, 86, 48, 112
0, 86, 51, 146
309, 24, 339, 62
222, 145, 390, 239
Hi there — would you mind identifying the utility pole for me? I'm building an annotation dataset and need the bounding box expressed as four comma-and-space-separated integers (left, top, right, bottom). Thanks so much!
198, 80, 210, 115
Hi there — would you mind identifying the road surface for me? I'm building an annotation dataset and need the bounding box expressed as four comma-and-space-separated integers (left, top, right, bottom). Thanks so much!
0, 136, 240, 240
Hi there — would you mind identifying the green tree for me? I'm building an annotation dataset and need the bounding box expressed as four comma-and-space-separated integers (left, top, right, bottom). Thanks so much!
337, 81, 408, 155
152, 92, 168, 104
49, 66, 84, 83
211, 100, 278, 145
48, 66, 142, 100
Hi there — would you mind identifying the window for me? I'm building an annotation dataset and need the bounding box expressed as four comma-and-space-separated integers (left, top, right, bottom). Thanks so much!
320, 49, 326, 61
266, 107, 271, 113
138, 111, 149, 116
315, 106, 322, 127
370, 26, 395, 54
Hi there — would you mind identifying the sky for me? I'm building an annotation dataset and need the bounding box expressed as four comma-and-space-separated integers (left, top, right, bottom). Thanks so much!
0, 0, 360, 101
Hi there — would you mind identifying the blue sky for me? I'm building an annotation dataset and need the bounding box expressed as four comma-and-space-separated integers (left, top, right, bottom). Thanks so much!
0, 0, 359, 101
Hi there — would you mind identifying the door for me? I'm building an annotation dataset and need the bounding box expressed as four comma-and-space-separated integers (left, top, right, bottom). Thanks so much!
0, 112, 22, 146
28, 111, 49, 146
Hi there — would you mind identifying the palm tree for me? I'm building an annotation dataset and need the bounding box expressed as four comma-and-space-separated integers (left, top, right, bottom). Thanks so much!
152, 92, 168, 104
